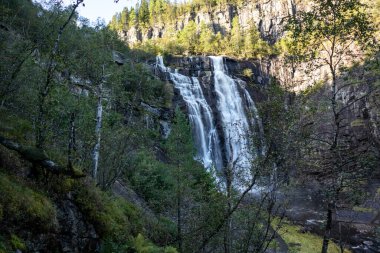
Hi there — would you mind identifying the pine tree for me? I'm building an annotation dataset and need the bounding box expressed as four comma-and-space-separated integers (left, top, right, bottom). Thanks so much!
149, 0, 156, 24
229, 17, 243, 57
129, 7, 137, 27
198, 22, 214, 54
120, 7, 129, 30
138, 0, 150, 26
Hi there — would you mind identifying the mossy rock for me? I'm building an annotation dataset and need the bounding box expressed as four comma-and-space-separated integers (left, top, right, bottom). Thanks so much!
0, 171, 57, 232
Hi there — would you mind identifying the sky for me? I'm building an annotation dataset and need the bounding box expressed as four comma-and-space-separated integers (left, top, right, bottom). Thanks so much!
62, 0, 139, 24
61, 0, 186, 24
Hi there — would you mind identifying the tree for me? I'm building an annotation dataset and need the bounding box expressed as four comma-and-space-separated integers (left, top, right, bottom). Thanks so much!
149, 0, 156, 24
120, 7, 129, 30
138, 0, 150, 26
164, 108, 197, 253
129, 7, 137, 27
198, 22, 214, 54
229, 17, 243, 57
36, 0, 84, 149
286, 1, 376, 252
178, 21, 199, 55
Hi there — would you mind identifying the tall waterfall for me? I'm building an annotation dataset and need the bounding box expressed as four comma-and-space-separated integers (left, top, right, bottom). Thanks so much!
210, 56, 254, 172
156, 56, 262, 178
156, 56, 223, 170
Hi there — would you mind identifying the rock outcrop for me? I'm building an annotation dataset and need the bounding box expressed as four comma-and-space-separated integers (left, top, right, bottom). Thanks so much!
120, 0, 297, 45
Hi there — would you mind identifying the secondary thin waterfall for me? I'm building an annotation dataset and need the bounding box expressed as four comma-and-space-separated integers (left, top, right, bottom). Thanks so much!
156, 56, 223, 170
210, 56, 254, 174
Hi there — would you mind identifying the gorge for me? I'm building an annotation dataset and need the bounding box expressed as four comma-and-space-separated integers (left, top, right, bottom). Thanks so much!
0, 0, 379, 253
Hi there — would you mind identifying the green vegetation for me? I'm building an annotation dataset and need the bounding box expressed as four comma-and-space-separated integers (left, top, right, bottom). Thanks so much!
74, 180, 142, 239
0, 0, 379, 252
274, 220, 351, 253
109, 1, 273, 59
0, 171, 56, 232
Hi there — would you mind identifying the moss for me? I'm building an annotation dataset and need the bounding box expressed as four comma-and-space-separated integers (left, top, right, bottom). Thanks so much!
0, 171, 56, 232
73, 180, 142, 241
131, 234, 178, 253
273, 219, 351, 253
10, 234, 26, 251
0, 108, 33, 142
350, 119, 365, 127
352, 206, 374, 213
243, 68, 253, 78
18, 146, 49, 162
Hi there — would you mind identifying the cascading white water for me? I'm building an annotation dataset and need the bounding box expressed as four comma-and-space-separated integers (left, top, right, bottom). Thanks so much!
156, 56, 264, 185
210, 56, 254, 175
243, 89, 266, 156
156, 56, 223, 170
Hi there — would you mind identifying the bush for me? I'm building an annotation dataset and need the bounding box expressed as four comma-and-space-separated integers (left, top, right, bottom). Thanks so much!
0, 171, 57, 232
131, 234, 177, 253
73, 179, 142, 241
10, 234, 26, 251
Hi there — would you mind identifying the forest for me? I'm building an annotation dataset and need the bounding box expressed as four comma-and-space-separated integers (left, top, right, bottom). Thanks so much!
0, 0, 379, 253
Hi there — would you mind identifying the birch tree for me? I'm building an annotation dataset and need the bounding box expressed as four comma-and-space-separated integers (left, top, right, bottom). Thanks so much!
286, 1, 376, 252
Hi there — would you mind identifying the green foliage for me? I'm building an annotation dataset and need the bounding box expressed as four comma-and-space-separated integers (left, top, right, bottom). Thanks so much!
272, 219, 350, 253
73, 179, 142, 240
0, 108, 33, 141
108, 1, 272, 59
286, 0, 375, 66
131, 234, 178, 253
10, 234, 26, 251
127, 149, 175, 212
0, 171, 56, 232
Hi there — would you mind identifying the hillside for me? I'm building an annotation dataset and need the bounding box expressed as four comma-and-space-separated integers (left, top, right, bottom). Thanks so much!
0, 0, 379, 253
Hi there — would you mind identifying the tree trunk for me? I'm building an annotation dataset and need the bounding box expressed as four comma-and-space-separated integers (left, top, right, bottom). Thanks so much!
67, 112, 76, 170
92, 81, 103, 180
321, 203, 333, 253
224, 162, 233, 253
35, 0, 83, 149
177, 164, 183, 253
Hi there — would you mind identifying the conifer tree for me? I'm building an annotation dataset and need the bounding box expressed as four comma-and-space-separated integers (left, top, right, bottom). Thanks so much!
229, 17, 243, 57
129, 7, 137, 27
120, 7, 129, 30
138, 0, 150, 26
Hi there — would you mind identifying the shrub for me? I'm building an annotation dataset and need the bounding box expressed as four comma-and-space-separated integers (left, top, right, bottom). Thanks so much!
0, 171, 57, 232
73, 179, 142, 241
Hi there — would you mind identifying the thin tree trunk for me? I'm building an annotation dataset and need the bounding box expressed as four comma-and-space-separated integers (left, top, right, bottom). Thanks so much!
177, 164, 183, 253
36, 0, 83, 149
224, 161, 233, 253
67, 112, 76, 170
321, 203, 333, 253
92, 80, 103, 180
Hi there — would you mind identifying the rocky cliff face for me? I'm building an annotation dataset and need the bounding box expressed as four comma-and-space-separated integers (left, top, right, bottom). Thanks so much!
120, 0, 297, 45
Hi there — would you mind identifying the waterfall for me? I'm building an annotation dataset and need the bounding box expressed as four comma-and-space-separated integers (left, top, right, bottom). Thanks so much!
156, 56, 263, 183
210, 56, 254, 178
156, 56, 223, 170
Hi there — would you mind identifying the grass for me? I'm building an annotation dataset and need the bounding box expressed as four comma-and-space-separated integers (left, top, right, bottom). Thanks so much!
273, 219, 351, 253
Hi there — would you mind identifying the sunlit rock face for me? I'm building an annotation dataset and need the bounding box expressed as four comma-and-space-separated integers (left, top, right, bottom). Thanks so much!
120, 0, 297, 45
